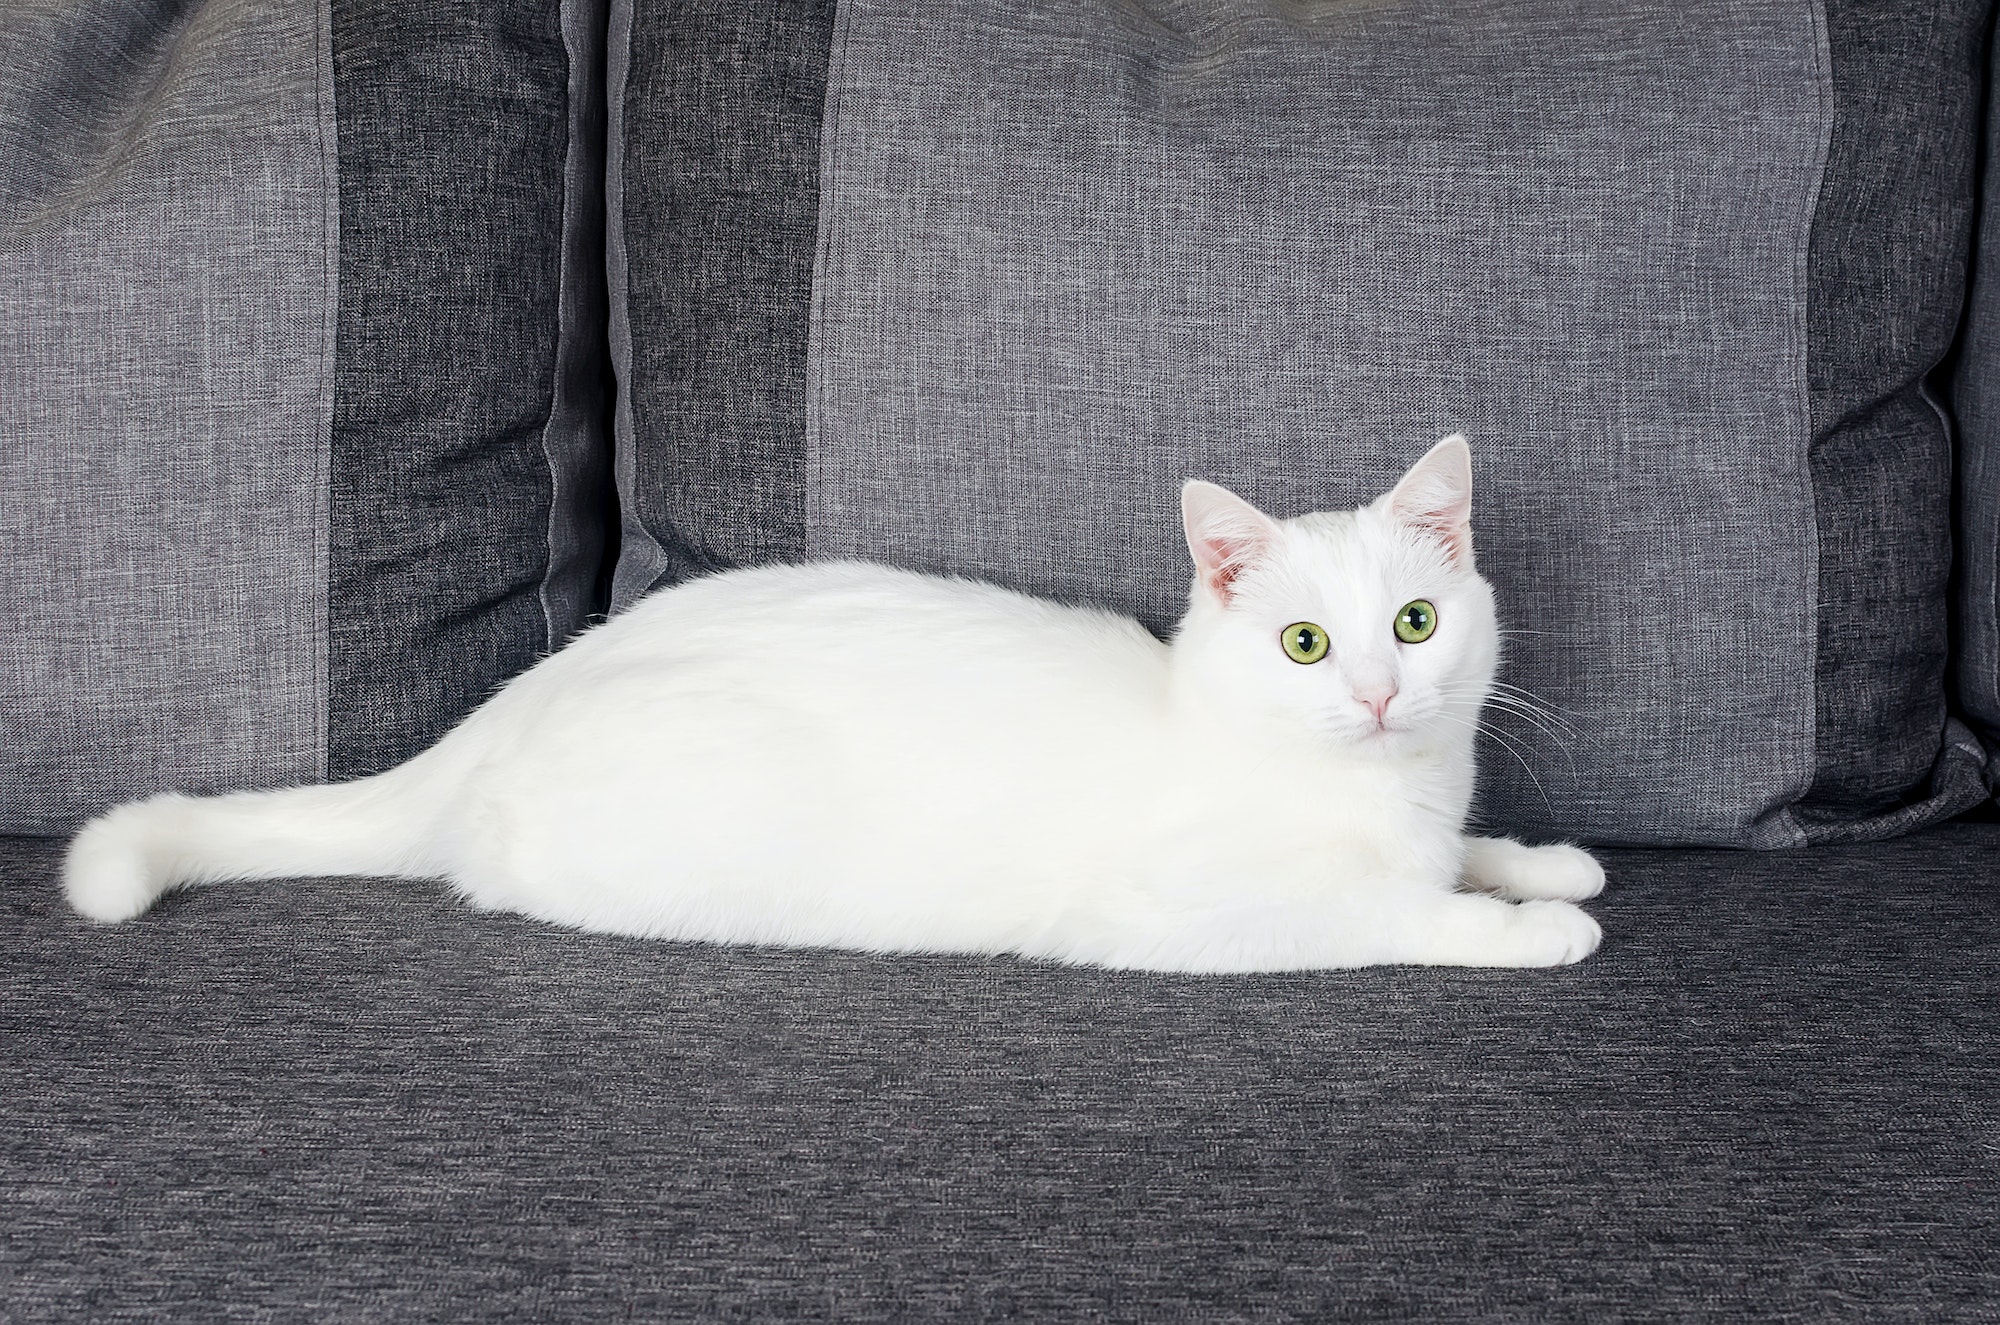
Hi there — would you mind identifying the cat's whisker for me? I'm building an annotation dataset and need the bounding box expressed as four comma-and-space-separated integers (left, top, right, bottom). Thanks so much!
1450, 676, 1582, 722
1464, 686, 1572, 725
1478, 706, 1577, 756
1490, 718, 1588, 776
1489, 708, 1582, 743
1477, 725, 1558, 813
1464, 701, 1584, 778
1427, 706, 1542, 769
1478, 696, 1585, 752
1427, 710, 1556, 813
1435, 680, 1589, 746
1485, 685, 1583, 729
1428, 688, 1580, 778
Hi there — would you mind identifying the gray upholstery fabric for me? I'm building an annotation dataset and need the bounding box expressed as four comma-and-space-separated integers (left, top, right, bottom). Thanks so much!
1955, 8, 2000, 795
607, 0, 836, 606
611, 0, 1992, 849
807, 0, 1972, 849
0, 0, 617, 826
326, 0, 613, 781
1802, 0, 1989, 833
0, 0, 336, 834
546, 0, 616, 640
3, 823, 1996, 1320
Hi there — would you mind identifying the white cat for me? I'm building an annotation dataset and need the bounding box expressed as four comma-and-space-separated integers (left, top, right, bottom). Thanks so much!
63, 435, 1603, 970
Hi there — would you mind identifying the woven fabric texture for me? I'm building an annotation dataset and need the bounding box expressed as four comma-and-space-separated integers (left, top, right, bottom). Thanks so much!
327, 0, 612, 781
0, 0, 336, 834
1800, 0, 1989, 835
808, 0, 1977, 849
3, 823, 1996, 1320
1954, 5, 2000, 794
0, 0, 615, 828
608, 0, 836, 605
611, 0, 1992, 848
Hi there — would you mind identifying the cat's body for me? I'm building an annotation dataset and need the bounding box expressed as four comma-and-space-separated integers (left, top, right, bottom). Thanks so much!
64, 437, 1605, 970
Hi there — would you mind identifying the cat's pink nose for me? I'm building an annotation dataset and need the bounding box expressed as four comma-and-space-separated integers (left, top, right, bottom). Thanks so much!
1353, 683, 1398, 726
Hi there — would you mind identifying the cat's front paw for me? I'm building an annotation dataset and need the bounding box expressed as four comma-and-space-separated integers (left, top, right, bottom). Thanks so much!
1463, 837, 1605, 902
1524, 844, 1605, 901
1509, 899, 1602, 967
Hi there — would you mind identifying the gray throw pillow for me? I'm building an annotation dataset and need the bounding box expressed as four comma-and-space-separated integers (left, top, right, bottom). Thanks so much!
606, 0, 1990, 848
1952, 12, 2000, 801
0, 0, 613, 833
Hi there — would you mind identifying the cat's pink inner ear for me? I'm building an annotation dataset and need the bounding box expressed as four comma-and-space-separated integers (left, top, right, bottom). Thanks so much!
1182, 480, 1280, 602
1388, 433, 1475, 566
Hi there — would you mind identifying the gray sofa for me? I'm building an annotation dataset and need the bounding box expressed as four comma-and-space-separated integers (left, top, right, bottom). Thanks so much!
7, 823, 1997, 1318
6, 1, 2000, 1319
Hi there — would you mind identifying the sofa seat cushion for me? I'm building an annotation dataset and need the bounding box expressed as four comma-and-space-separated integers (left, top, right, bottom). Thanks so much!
3, 824, 1996, 1319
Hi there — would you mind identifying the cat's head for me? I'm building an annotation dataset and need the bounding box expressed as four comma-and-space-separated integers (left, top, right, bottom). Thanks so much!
1171, 435, 1499, 755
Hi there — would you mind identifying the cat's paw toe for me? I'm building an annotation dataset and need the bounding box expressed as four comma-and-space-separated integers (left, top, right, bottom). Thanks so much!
1512, 899, 1602, 966
1462, 839, 1607, 902
1534, 844, 1606, 901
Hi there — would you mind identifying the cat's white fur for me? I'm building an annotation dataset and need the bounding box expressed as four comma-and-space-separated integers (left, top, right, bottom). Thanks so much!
64, 436, 1604, 970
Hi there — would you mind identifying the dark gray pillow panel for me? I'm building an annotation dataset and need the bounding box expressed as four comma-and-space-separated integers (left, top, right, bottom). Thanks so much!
613, 0, 1992, 848
1954, 9, 2000, 795
0, 0, 335, 834
328, 0, 611, 782
0, 0, 614, 829
606, 0, 835, 608
1800, 0, 1989, 837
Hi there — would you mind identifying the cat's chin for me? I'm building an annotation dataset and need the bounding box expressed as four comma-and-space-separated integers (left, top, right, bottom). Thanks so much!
1320, 718, 1459, 760
1321, 724, 1406, 755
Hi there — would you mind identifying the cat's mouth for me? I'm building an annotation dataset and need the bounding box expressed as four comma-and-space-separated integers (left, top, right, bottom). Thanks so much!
1340, 710, 1438, 745
1310, 709, 1431, 747
1319, 719, 1401, 747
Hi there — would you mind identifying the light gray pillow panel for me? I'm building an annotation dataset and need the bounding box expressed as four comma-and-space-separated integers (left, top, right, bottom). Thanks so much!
0, 0, 336, 833
807, 0, 1832, 846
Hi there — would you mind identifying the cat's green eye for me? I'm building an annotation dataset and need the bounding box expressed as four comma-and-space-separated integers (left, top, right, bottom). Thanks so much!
1395, 599, 1438, 644
1281, 622, 1330, 665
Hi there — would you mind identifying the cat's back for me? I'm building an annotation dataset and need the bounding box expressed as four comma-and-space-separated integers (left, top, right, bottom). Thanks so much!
578, 560, 1167, 696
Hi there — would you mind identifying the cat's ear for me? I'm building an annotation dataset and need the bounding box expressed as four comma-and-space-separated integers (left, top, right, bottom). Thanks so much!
1182, 480, 1281, 603
1386, 433, 1474, 567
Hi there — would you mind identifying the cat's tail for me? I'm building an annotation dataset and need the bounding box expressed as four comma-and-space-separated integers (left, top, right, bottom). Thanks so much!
62, 753, 450, 924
